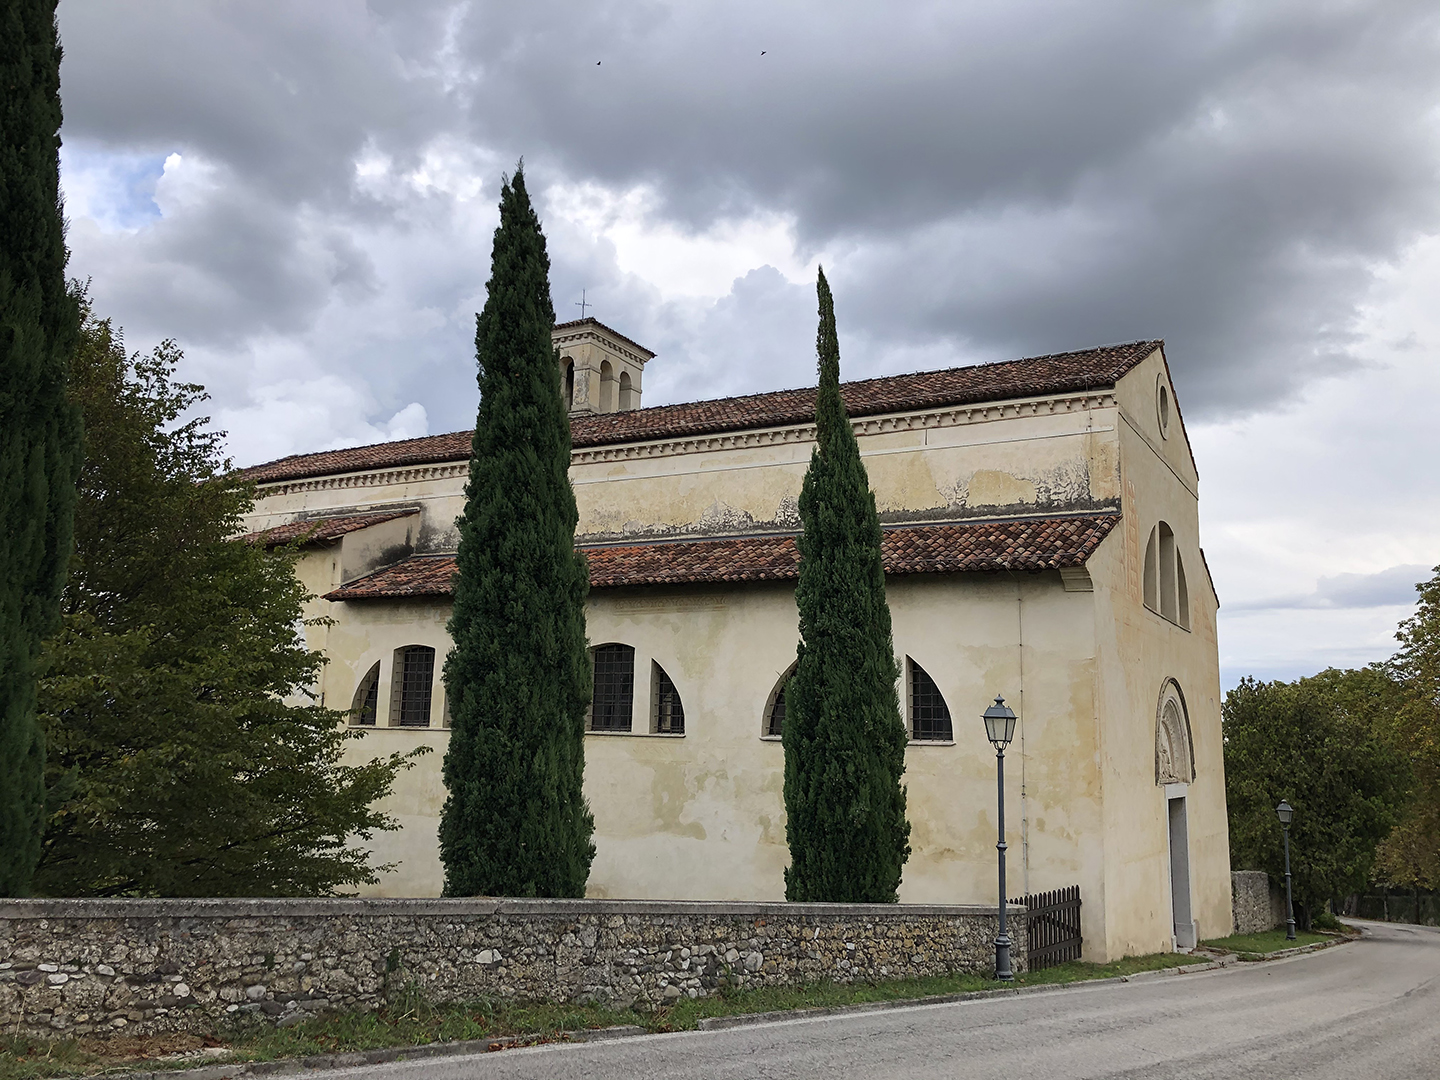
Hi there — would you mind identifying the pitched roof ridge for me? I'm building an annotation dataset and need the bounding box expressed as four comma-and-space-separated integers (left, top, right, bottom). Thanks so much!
552, 317, 656, 358
575, 338, 1161, 424
242, 339, 1161, 485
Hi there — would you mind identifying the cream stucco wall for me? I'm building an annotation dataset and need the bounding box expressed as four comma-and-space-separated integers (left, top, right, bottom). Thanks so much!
328, 573, 1109, 940
1087, 349, 1230, 957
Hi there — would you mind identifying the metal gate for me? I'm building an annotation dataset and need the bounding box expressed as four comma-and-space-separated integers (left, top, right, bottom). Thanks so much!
1010, 885, 1082, 970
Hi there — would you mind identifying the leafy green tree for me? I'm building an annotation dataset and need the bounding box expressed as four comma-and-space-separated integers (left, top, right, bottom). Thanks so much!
0, 0, 83, 895
1377, 567, 1440, 890
783, 268, 911, 903
1224, 671, 1409, 925
439, 167, 595, 897
34, 296, 421, 897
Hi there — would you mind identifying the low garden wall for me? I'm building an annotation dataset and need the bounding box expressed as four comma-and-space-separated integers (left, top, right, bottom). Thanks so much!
0, 897, 1024, 1039
1231, 871, 1285, 934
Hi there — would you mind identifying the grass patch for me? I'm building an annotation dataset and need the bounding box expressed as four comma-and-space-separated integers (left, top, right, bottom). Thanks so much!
0, 951, 1213, 1079
1201, 929, 1330, 955
652, 952, 1198, 1030
0, 1037, 107, 1080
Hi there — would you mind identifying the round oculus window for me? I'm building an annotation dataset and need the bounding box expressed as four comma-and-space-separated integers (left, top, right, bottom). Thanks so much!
1156, 378, 1171, 439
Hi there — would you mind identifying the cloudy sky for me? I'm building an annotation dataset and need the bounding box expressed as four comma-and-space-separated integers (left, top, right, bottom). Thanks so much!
56, 0, 1440, 688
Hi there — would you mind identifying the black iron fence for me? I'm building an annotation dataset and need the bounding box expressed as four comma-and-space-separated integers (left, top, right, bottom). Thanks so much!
1010, 885, 1082, 970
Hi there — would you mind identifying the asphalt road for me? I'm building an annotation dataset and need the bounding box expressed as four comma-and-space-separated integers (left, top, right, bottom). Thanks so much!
325, 921, 1440, 1080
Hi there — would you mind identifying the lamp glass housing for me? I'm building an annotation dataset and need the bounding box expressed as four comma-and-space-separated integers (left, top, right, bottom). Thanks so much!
983, 695, 1018, 750
1276, 800, 1294, 827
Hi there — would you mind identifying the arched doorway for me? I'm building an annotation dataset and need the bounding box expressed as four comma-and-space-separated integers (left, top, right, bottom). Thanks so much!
1156, 679, 1196, 948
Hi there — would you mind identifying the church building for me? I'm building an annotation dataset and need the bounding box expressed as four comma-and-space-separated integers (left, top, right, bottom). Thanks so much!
241, 318, 1232, 961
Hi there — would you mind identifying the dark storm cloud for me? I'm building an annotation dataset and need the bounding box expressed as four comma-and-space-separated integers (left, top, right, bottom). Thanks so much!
449, 0, 1440, 413
55, 0, 1440, 454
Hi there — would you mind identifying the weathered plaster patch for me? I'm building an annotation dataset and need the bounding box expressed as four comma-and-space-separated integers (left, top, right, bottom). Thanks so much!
968, 470, 1038, 507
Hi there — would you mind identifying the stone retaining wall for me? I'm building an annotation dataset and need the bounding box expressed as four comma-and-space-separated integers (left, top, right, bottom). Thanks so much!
1231, 871, 1285, 934
0, 897, 1024, 1039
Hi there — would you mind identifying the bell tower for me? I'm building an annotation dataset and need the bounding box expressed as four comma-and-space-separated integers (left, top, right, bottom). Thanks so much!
553, 318, 654, 415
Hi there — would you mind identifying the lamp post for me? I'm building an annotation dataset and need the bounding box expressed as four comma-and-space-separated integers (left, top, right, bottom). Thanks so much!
1276, 800, 1296, 940
983, 694, 1019, 981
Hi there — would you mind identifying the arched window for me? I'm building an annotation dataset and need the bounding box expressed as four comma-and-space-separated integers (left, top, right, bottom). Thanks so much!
1159, 523, 1177, 622
590, 643, 635, 731
599, 360, 615, 412
564, 358, 576, 409
1143, 528, 1159, 611
351, 661, 380, 726
763, 665, 796, 738
1143, 522, 1190, 630
652, 662, 685, 734
908, 658, 952, 742
1176, 554, 1191, 631
618, 370, 633, 411
390, 645, 435, 727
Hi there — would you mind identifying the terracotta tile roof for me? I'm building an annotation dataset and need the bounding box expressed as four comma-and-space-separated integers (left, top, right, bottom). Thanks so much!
553, 317, 656, 358
242, 341, 1162, 485
241, 508, 418, 547
323, 513, 1119, 600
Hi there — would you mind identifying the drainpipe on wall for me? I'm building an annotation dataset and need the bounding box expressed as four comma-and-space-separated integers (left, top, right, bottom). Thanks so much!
1017, 590, 1029, 897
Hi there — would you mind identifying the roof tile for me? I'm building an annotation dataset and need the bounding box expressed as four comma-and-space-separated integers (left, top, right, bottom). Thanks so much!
323, 513, 1119, 600
242, 508, 418, 547
243, 341, 1160, 485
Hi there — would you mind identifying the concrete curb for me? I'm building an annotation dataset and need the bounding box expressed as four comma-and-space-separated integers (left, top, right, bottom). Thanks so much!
79, 937, 1354, 1078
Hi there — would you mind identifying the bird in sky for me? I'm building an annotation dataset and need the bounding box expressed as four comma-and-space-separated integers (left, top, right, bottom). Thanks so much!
761, 50, 767, 55
596, 60, 601, 65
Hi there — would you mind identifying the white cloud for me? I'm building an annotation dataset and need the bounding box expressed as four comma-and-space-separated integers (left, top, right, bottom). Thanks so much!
1198, 233, 1440, 686
545, 180, 816, 300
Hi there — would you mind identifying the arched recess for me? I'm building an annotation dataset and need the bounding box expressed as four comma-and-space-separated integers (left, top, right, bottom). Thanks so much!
1159, 523, 1177, 622
351, 661, 380, 726
1143, 527, 1159, 611
651, 661, 685, 734
1144, 522, 1190, 631
763, 664, 796, 738
907, 657, 953, 742
390, 645, 436, 727
589, 643, 635, 732
618, 370, 633, 411
1176, 554, 1191, 631
1155, 678, 1195, 785
599, 360, 615, 412
563, 358, 576, 409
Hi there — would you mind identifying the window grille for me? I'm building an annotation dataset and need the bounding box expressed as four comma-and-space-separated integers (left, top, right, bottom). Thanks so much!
351, 662, 380, 726
653, 663, 685, 734
394, 645, 435, 727
767, 680, 789, 737
909, 659, 952, 741
590, 644, 635, 731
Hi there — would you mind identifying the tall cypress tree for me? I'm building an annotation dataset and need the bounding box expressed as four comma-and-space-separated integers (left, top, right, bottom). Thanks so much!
439, 166, 595, 897
0, 0, 82, 896
783, 268, 910, 903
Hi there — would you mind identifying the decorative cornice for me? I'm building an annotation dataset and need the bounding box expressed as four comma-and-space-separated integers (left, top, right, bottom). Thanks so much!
568, 390, 1117, 466
256, 390, 1116, 500
554, 326, 653, 367
258, 462, 469, 499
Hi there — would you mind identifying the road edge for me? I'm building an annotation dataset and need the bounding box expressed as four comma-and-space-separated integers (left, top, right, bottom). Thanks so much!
81, 936, 1354, 1079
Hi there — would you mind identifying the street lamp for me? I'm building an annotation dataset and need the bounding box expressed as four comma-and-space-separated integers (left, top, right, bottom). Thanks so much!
1276, 800, 1296, 941
983, 694, 1019, 981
